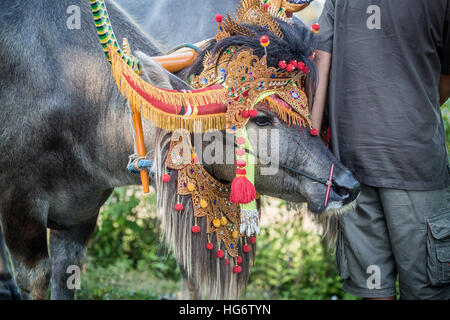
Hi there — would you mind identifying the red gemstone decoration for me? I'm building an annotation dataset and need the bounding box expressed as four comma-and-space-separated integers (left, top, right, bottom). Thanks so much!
249, 236, 256, 244
216, 249, 224, 258
191, 225, 200, 233
233, 265, 242, 274
243, 244, 251, 253
259, 35, 269, 44
162, 174, 171, 183
248, 109, 258, 118
174, 203, 184, 211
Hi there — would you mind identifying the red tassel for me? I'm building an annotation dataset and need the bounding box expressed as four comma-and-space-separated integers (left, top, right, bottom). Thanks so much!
230, 176, 256, 204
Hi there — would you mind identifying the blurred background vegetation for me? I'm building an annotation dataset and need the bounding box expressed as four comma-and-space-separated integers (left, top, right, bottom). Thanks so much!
79, 100, 449, 300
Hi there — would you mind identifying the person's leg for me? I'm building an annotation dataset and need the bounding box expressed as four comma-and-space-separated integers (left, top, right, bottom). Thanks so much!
379, 186, 450, 300
337, 184, 397, 299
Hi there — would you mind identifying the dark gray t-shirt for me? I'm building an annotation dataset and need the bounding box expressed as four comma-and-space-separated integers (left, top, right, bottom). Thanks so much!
317, 0, 450, 190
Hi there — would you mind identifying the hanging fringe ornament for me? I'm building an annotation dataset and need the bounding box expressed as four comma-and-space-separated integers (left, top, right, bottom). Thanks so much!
230, 128, 256, 204
206, 234, 213, 250
174, 194, 184, 211
192, 217, 200, 233
240, 209, 260, 236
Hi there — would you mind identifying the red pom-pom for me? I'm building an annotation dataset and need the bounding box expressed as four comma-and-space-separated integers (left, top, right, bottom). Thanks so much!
206, 242, 214, 250
248, 109, 258, 118
297, 62, 306, 73
243, 244, 251, 253
286, 64, 295, 72
259, 35, 269, 44
312, 23, 320, 32
236, 168, 246, 175
225, 258, 230, 266
230, 176, 256, 204
191, 225, 200, 233
278, 61, 287, 69
242, 110, 250, 118
233, 265, 242, 274
289, 60, 297, 68
236, 256, 243, 264
310, 128, 318, 136
215, 14, 223, 23
174, 203, 184, 211
216, 249, 224, 258
162, 174, 171, 183
249, 236, 256, 244
236, 159, 246, 167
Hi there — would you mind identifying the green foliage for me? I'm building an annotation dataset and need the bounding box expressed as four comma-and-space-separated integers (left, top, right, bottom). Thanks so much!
87, 187, 179, 281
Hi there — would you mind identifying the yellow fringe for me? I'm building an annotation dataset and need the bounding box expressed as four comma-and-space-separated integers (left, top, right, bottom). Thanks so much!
109, 46, 227, 133
265, 96, 311, 128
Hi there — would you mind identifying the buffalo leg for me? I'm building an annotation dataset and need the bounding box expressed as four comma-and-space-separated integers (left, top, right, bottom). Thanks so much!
49, 214, 98, 300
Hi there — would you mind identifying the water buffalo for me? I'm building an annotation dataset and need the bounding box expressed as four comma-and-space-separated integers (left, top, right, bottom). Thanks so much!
0, 0, 359, 300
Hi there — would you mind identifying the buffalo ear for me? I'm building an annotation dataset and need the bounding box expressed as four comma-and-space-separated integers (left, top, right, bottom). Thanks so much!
134, 51, 194, 91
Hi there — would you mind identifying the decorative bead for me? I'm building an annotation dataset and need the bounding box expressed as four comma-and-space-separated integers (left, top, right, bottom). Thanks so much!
297, 61, 306, 73
233, 265, 242, 274
249, 236, 256, 245
236, 159, 246, 167
216, 249, 224, 258
191, 225, 200, 233
200, 199, 208, 208
187, 182, 195, 192
311, 23, 320, 34
232, 230, 239, 239
236, 137, 246, 145
310, 128, 318, 136
220, 216, 228, 226
243, 244, 251, 253
248, 109, 258, 118
174, 203, 184, 211
206, 242, 214, 250
162, 174, 171, 183
236, 255, 243, 264
215, 14, 223, 23
259, 35, 270, 47
213, 218, 221, 228
278, 60, 287, 69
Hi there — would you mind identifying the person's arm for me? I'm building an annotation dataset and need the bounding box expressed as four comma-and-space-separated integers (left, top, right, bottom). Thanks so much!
440, 74, 450, 105
311, 50, 332, 131
310, 0, 335, 131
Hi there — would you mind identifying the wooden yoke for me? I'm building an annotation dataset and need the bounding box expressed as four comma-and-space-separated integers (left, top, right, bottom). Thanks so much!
124, 38, 150, 193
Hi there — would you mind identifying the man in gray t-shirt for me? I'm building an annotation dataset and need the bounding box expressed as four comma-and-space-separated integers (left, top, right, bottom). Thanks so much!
313, 0, 450, 299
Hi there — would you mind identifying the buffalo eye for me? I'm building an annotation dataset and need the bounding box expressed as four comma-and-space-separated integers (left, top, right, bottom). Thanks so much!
252, 115, 272, 127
